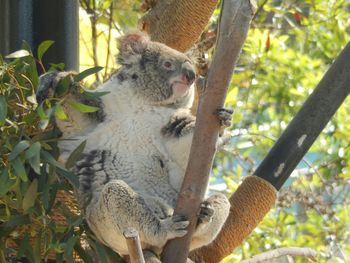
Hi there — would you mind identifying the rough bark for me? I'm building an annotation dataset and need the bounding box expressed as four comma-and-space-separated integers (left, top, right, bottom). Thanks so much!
160, 1, 256, 262
139, 0, 218, 52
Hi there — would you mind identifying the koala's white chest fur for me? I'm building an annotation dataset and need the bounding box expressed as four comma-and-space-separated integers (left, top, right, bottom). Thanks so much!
62, 78, 189, 210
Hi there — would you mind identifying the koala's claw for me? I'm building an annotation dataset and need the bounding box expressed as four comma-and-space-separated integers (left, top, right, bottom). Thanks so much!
198, 202, 214, 224
36, 71, 74, 103
161, 215, 189, 239
216, 108, 233, 127
162, 115, 195, 138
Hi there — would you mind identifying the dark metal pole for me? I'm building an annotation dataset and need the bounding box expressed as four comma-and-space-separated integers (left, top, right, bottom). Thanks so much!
254, 41, 350, 190
0, 0, 79, 71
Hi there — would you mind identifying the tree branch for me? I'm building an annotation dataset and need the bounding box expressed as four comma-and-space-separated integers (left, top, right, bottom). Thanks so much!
160, 1, 256, 262
240, 247, 318, 263
139, 0, 218, 52
123, 228, 145, 263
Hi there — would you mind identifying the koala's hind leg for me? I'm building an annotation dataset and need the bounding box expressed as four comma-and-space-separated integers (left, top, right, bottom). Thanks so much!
90, 180, 189, 252
190, 193, 230, 251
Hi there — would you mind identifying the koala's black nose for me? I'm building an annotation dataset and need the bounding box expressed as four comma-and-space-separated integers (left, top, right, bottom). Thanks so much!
181, 61, 196, 85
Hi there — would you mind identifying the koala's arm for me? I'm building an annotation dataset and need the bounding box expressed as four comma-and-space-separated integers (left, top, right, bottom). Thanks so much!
162, 108, 233, 169
190, 193, 230, 251
36, 71, 105, 138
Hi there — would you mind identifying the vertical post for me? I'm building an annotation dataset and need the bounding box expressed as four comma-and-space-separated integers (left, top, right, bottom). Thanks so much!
0, 0, 79, 71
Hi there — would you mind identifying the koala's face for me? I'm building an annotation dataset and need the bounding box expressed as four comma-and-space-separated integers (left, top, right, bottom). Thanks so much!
117, 33, 196, 105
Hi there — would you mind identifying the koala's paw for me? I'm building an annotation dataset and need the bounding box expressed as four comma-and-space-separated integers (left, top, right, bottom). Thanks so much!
216, 107, 233, 128
160, 215, 189, 239
144, 250, 161, 263
162, 115, 196, 138
198, 202, 214, 224
36, 71, 75, 103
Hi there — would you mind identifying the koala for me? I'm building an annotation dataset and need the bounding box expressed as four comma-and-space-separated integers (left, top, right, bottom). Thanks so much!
36, 33, 231, 262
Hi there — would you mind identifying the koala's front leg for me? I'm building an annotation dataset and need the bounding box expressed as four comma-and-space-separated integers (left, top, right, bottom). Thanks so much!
36, 71, 105, 137
89, 180, 189, 252
190, 193, 230, 251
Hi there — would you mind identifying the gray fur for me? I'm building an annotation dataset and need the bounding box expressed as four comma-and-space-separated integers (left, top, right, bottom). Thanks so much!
36, 32, 230, 262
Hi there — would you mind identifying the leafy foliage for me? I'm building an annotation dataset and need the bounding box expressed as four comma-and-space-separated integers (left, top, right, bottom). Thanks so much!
214, 0, 350, 262
0, 43, 117, 262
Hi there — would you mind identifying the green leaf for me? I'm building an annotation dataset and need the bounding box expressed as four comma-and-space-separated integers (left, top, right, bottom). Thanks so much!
5, 49, 31, 59
1, 214, 31, 229
11, 158, 28, 182
88, 239, 108, 263
41, 150, 64, 169
37, 40, 54, 60
49, 62, 65, 71
69, 101, 99, 113
54, 104, 68, 121
66, 140, 86, 169
56, 75, 72, 97
25, 142, 41, 159
9, 140, 30, 160
73, 66, 103, 82
56, 168, 79, 188
74, 244, 94, 263
25, 142, 41, 174
0, 96, 7, 125
64, 236, 79, 263
22, 179, 38, 212
80, 90, 110, 100
37, 104, 48, 120
0, 169, 16, 197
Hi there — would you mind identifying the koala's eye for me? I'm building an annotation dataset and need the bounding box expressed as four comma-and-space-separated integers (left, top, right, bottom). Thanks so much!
162, 60, 175, 71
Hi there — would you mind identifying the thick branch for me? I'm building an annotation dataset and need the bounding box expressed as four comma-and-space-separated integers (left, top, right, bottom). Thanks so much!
254, 41, 350, 189
139, 0, 218, 52
190, 37, 350, 263
161, 1, 256, 262
241, 247, 318, 263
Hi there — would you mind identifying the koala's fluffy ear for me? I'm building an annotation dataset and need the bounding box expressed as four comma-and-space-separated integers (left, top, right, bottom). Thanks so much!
117, 32, 149, 65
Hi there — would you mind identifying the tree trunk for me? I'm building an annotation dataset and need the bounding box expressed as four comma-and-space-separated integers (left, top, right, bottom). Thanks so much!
139, 0, 218, 52
160, 1, 256, 262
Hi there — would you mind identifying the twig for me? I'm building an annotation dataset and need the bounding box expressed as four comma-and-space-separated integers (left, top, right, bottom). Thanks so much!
241, 247, 318, 263
104, 2, 114, 80
123, 228, 145, 263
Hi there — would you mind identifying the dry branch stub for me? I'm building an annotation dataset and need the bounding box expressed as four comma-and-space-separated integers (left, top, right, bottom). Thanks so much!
190, 176, 277, 263
123, 228, 145, 263
140, 0, 218, 52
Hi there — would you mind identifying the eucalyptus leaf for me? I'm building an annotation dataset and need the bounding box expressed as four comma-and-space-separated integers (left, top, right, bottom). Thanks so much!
66, 140, 86, 169
11, 158, 28, 182
55, 104, 68, 121
74, 244, 94, 263
56, 168, 79, 188
1, 214, 30, 228
81, 90, 110, 100
22, 179, 38, 212
73, 66, 103, 82
5, 49, 31, 59
25, 142, 41, 159
0, 169, 16, 197
9, 140, 30, 161
64, 236, 79, 263
0, 96, 7, 125
37, 40, 54, 61
41, 150, 64, 169
69, 101, 99, 113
